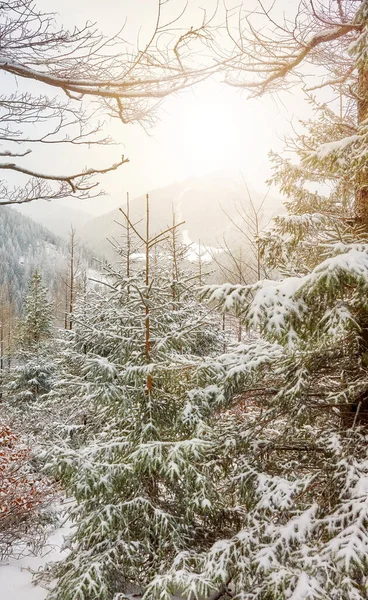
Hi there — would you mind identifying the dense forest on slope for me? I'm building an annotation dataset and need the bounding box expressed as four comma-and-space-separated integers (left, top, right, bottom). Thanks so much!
0, 207, 66, 308
0, 207, 95, 311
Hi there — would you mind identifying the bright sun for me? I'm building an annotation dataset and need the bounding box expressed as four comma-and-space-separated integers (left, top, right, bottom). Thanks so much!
167, 82, 267, 178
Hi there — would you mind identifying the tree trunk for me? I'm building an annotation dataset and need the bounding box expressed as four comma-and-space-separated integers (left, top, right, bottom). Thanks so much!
356, 67, 368, 226
351, 65, 368, 424
145, 194, 153, 395
172, 208, 179, 306
69, 236, 74, 330
126, 192, 131, 296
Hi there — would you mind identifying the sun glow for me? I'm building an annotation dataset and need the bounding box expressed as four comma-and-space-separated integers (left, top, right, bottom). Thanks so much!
85, 82, 290, 214
165, 82, 274, 179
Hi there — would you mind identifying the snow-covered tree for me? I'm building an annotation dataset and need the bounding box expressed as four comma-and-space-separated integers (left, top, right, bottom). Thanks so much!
18, 269, 53, 350
7, 270, 55, 402
8, 359, 56, 403
144, 6, 368, 598
44, 196, 226, 600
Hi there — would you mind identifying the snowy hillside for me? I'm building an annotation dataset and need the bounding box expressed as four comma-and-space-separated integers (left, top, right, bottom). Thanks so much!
0, 207, 67, 307
0, 207, 95, 308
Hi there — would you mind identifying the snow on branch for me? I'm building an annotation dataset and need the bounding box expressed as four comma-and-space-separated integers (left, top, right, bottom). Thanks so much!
204, 248, 368, 343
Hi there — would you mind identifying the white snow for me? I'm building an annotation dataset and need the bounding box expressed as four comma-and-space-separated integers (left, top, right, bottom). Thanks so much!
182, 229, 222, 263
0, 521, 71, 600
311, 134, 359, 160
205, 247, 368, 343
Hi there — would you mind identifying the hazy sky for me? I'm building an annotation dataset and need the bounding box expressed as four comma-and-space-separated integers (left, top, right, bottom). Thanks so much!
16, 0, 309, 215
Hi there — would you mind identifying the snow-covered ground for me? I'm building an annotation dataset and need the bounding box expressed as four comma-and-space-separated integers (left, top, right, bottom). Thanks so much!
0, 522, 71, 600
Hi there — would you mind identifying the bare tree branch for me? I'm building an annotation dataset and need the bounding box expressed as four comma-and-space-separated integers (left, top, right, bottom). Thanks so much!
0, 0, 227, 205
225, 1, 361, 98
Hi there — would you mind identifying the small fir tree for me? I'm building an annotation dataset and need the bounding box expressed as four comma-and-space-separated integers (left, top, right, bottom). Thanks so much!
8, 270, 55, 402
19, 269, 53, 351
45, 196, 226, 600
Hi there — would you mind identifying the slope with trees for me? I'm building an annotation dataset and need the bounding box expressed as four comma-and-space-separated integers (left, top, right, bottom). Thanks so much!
0, 205, 93, 311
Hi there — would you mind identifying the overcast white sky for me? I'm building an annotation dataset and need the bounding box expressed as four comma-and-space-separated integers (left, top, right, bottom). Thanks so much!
21, 0, 310, 215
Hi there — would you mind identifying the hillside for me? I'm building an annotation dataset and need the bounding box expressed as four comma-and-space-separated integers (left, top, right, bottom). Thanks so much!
13, 199, 92, 238
79, 173, 284, 260
0, 207, 67, 308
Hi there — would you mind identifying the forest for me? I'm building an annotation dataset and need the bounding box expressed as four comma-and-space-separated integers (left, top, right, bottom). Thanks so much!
1, 1, 368, 599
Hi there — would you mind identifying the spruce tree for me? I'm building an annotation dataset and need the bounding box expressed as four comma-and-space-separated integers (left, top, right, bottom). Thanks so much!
9, 269, 55, 402
45, 196, 226, 600
20, 269, 53, 350
149, 59, 368, 600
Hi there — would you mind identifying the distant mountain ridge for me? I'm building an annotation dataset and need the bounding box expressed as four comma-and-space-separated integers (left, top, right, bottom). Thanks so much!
78, 173, 284, 259
13, 199, 92, 238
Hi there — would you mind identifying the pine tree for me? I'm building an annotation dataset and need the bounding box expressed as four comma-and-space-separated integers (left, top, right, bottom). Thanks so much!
145, 49, 368, 600
20, 269, 53, 350
8, 270, 55, 402
262, 97, 357, 277
45, 196, 226, 600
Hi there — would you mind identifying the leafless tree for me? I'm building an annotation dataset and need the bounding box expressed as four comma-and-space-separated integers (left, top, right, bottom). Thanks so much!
61, 227, 87, 330
208, 183, 270, 284
207, 184, 270, 342
0, 0, 225, 206
225, 1, 359, 98
0, 287, 13, 376
107, 192, 144, 287
224, 1, 368, 218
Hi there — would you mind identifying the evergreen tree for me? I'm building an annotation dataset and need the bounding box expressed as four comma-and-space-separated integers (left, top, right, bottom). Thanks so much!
45, 196, 226, 600
20, 269, 53, 350
147, 38, 368, 600
8, 270, 55, 402
8, 359, 56, 403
